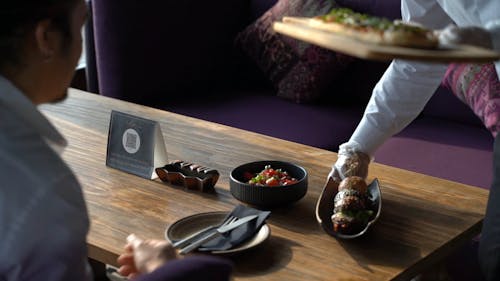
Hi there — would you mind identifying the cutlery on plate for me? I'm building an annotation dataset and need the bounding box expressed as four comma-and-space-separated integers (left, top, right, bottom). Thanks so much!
172, 215, 237, 249
179, 214, 258, 254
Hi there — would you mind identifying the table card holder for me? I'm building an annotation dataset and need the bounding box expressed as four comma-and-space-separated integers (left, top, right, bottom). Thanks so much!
106, 110, 168, 179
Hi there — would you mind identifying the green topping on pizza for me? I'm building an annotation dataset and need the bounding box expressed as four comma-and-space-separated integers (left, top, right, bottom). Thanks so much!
320, 8, 430, 34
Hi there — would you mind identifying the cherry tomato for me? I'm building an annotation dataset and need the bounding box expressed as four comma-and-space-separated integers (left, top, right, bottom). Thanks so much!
247, 165, 298, 187
283, 179, 297, 185
263, 169, 276, 177
265, 178, 280, 186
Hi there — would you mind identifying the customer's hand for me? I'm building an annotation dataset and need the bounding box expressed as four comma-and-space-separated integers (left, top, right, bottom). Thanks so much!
117, 234, 177, 279
437, 24, 493, 49
328, 143, 371, 183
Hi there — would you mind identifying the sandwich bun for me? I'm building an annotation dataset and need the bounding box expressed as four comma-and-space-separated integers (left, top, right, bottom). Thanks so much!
338, 176, 368, 194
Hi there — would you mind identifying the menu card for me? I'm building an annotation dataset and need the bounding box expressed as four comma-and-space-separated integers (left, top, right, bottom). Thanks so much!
106, 110, 168, 179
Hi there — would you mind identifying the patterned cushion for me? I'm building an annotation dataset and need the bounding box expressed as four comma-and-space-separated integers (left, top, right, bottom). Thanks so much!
443, 63, 500, 137
235, 0, 356, 104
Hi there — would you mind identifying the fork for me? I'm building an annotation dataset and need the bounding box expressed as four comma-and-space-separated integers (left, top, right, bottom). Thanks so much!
172, 215, 237, 249
179, 216, 243, 254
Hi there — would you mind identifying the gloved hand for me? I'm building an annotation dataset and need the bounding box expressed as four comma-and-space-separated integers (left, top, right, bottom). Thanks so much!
437, 24, 493, 49
328, 142, 371, 183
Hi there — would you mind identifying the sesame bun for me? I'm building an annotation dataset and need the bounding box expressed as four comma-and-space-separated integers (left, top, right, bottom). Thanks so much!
338, 176, 368, 194
334, 192, 367, 213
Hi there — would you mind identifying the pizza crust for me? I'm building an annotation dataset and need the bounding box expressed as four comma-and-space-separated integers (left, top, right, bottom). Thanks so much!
283, 10, 439, 49
383, 28, 438, 49
308, 18, 385, 44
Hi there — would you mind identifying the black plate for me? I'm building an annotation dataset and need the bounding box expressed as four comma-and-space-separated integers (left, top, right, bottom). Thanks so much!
165, 212, 270, 255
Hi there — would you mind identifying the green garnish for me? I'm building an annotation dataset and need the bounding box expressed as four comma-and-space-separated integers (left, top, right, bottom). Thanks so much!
322, 8, 428, 33
339, 209, 374, 224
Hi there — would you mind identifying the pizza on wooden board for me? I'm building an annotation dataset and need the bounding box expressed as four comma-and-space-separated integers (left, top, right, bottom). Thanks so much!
284, 8, 439, 49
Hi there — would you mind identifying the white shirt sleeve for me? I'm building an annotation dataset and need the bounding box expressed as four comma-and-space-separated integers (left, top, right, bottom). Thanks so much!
478, 0, 500, 53
349, 60, 449, 155
437, 0, 500, 84
485, 20, 500, 76
486, 20, 500, 52
346, 0, 453, 156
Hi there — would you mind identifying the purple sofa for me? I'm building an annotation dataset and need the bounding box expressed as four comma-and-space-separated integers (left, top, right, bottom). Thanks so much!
88, 0, 493, 190
87, 0, 494, 191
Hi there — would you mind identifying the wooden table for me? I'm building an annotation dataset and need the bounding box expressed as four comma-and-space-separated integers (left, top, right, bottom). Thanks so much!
40, 89, 489, 281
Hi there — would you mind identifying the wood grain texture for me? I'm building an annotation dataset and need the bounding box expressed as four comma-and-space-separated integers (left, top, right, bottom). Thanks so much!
273, 19, 500, 63
39, 89, 489, 281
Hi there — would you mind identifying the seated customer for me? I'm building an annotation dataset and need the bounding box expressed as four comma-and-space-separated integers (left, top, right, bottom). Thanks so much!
0, 0, 91, 280
0, 0, 232, 280
117, 234, 233, 281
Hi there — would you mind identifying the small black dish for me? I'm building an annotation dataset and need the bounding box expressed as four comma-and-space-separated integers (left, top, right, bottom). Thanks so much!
230, 160, 308, 207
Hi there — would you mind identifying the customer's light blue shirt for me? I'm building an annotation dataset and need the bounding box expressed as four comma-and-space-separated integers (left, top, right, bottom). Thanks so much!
0, 76, 91, 281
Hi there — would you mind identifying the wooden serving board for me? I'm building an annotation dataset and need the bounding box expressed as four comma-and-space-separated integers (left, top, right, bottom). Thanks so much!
273, 17, 500, 63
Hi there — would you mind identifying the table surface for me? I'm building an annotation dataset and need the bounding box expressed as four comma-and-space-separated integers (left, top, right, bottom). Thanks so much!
40, 89, 489, 281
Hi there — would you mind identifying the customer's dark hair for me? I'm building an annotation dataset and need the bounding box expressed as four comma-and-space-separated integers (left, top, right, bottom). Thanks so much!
0, 0, 78, 68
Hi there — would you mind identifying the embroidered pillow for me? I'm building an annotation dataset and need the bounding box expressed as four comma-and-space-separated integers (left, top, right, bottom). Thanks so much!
443, 63, 500, 137
234, 0, 356, 104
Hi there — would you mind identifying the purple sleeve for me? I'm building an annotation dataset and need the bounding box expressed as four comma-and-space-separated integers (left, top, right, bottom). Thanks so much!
134, 255, 233, 281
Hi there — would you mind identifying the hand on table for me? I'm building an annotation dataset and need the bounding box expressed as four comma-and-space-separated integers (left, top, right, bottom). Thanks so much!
117, 234, 178, 279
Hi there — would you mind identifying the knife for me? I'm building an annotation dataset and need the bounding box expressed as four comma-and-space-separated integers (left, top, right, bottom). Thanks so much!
179, 214, 258, 254
172, 215, 238, 249
172, 225, 218, 249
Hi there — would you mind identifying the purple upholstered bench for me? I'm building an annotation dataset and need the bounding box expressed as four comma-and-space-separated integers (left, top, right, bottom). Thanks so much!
88, 0, 493, 191
375, 86, 494, 189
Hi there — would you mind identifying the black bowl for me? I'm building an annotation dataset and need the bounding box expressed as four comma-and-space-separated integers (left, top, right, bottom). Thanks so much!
230, 161, 308, 207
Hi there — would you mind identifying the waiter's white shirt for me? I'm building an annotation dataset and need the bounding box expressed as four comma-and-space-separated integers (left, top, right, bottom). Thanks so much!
348, 0, 500, 155
0, 76, 91, 281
